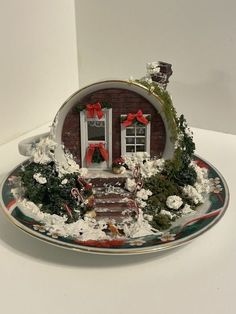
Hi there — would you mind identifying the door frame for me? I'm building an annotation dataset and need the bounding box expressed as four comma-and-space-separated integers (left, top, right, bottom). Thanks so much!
80, 108, 112, 169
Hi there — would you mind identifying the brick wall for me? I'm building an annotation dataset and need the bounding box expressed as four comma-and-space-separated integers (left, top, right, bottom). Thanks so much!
62, 88, 166, 165
61, 107, 81, 163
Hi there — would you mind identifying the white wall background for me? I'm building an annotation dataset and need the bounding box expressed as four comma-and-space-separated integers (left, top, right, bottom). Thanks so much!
0, 0, 79, 145
0, 0, 235, 145
75, 0, 236, 135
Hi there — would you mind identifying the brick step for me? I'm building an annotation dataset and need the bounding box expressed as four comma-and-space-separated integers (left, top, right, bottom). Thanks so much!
94, 191, 132, 199
89, 176, 137, 221
89, 177, 127, 188
94, 187, 129, 195
94, 197, 137, 222
95, 197, 132, 204
95, 208, 133, 217
95, 200, 137, 211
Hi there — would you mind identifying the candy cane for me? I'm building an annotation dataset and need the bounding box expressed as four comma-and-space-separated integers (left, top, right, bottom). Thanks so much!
71, 187, 85, 203
63, 203, 73, 218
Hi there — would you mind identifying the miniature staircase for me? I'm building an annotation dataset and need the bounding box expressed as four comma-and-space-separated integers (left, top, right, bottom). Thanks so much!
88, 177, 137, 220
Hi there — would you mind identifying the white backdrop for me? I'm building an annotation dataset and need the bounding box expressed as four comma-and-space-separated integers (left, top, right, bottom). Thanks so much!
0, 0, 236, 145
0, 0, 79, 145
75, 0, 236, 135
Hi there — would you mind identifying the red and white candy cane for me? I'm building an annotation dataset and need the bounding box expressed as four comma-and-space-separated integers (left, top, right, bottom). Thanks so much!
132, 164, 143, 192
71, 188, 85, 203
128, 199, 140, 216
132, 164, 140, 179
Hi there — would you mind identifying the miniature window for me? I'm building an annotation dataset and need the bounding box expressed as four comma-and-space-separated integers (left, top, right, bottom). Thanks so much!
87, 120, 105, 141
121, 115, 151, 155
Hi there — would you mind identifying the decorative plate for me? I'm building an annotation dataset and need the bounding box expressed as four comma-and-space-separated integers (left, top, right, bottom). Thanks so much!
0, 155, 229, 255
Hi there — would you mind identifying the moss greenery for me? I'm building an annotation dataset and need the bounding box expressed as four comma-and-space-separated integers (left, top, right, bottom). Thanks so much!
17, 162, 93, 223
132, 80, 198, 230
142, 112, 197, 229
135, 79, 178, 141
163, 114, 196, 186
136, 79, 196, 184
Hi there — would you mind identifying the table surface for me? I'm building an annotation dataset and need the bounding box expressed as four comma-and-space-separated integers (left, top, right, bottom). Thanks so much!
0, 124, 235, 314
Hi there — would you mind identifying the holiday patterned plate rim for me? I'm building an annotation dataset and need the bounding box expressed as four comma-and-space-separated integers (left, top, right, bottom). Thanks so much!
0, 155, 229, 255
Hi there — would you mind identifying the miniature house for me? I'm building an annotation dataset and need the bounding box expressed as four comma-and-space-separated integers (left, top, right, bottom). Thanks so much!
53, 80, 175, 169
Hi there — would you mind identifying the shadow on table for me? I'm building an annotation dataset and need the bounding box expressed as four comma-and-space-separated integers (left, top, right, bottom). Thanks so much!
0, 209, 187, 268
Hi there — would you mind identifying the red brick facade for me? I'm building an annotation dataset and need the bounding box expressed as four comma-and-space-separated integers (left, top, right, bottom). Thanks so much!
61, 88, 166, 165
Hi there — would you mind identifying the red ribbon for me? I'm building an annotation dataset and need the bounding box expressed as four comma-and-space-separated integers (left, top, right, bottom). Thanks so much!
122, 110, 149, 127
86, 102, 103, 119
86, 143, 109, 165
77, 177, 93, 190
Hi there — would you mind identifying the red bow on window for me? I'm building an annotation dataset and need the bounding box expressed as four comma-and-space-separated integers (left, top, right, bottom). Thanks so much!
86, 143, 109, 165
122, 110, 149, 127
86, 102, 103, 119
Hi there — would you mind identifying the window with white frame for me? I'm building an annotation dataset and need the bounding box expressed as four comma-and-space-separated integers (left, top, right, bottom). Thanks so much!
87, 119, 106, 142
121, 115, 151, 155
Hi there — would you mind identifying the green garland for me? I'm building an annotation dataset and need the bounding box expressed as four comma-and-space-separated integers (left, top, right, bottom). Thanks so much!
164, 114, 196, 186
134, 79, 196, 182
130, 80, 198, 230
76, 101, 112, 112
134, 79, 179, 142
120, 114, 151, 126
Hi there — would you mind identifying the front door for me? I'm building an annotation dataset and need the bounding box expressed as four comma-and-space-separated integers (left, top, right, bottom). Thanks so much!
80, 108, 112, 169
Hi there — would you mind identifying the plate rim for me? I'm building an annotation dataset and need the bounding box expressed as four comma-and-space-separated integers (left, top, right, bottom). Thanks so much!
0, 154, 230, 255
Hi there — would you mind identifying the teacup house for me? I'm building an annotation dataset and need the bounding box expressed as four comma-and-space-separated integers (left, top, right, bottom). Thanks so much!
53, 62, 175, 170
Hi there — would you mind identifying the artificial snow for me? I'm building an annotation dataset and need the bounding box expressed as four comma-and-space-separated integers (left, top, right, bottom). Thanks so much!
160, 209, 176, 219
33, 173, 47, 184
32, 137, 57, 164
125, 178, 137, 192
182, 185, 203, 205
166, 195, 183, 210
136, 188, 152, 200
18, 199, 110, 241
181, 204, 194, 214
122, 212, 159, 238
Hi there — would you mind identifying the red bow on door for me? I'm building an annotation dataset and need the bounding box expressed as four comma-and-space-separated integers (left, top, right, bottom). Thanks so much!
86, 143, 109, 165
122, 110, 149, 127
86, 102, 103, 119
